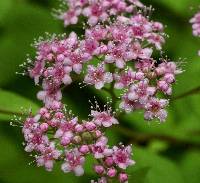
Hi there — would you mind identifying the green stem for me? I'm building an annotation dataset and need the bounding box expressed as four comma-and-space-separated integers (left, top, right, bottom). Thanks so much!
0, 108, 25, 116
172, 86, 200, 101
112, 126, 200, 148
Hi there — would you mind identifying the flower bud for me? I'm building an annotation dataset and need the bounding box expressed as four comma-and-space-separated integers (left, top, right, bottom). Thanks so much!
107, 168, 117, 177
105, 157, 114, 167
94, 165, 104, 175
85, 122, 96, 131
73, 136, 82, 144
119, 173, 128, 183
79, 145, 89, 154
61, 136, 71, 146
75, 124, 84, 133
55, 112, 64, 119
40, 123, 49, 132
82, 132, 93, 142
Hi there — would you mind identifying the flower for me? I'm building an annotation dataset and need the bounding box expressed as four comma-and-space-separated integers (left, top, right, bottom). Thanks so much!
84, 64, 113, 89
91, 110, 118, 127
36, 142, 61, 171
112, 145, 135, 169
91, 136, 113, 159
61, 148, 85, 176
144, 97, 169, 122
20, 0, 182, 182
127, 80, 156, 105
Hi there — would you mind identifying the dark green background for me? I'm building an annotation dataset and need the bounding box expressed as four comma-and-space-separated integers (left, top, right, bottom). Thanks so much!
0, 0, 200, 182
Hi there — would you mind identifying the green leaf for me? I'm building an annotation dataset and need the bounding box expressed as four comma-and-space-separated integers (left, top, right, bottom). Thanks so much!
128, 147, 184, 183
179, 150, 200, 183
0, 1, 62, 86
129, 167, 150, 183
0, 0, 12, 23
151, 0, 199, 17
0, 89, 39, 120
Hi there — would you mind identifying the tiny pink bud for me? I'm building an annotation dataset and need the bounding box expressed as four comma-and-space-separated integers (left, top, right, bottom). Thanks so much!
94, 165, 104, 175
105, 157, 114, 167
48, 120, 58, 127
85, 122, 96, 131
107, 168, 117, 178
75, 124, 84, 133
47, 53, 53, 60
37, 91, 46, 100
95, 130, 102, 138
44, 113, 50, 119
158, 80, 169, 91
55, 112, 64, 119
135, 72, 144, 80
40, 123, 48, 132
164, 73, 175, 84
119, 173, 128, 183
79, 145, 89, 154
51, 101, 61, 110
61, 136, 71, 146
57, 54, 65, 62
39, 107, 48, 115
100, 45, 108, 53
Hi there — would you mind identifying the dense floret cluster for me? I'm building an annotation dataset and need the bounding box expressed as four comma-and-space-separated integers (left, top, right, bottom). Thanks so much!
20, 0, 182, 182
23, 105, 134, 182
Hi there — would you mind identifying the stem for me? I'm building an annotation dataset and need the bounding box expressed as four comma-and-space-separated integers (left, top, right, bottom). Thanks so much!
112, 126, 200, 149
0, 108, 25, 116
172, 86, 200, 101
102, 83, 119, 109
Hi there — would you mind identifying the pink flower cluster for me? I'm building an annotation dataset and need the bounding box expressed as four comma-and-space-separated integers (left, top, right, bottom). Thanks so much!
22, 105, 134, 182
21, 0, 182, 182
190, 11, 200, 56
28, 12, 181, 122
57, 0, 143, 26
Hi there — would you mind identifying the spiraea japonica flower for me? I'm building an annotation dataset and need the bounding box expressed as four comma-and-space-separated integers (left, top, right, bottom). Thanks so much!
84, 64, 113, 89
18, 0, 183, 182
56, 0, 144, 27
26, 11, 181, 122
22, 104, 133, 182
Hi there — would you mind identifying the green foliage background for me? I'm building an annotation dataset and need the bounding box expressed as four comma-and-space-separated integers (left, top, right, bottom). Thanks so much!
0, 0, 200, 182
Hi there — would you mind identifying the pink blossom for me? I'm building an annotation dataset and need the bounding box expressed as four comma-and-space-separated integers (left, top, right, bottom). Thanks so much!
91, 110, 118, 127
127, 80, 156, 105
112, 145, 135, 169
120, 94, 143, 112
114, 69, 144, 89
61, 148, 85, 176
105, 42, 130, 68
94, 165, 105, 174
60, 9, 81, 27
91, 136, 113, 159
83, 3, 108, 25
119, 173, 128, 183
84, 64, 113, 89
107, 167, 117, 177
144, 97, 169, 122
36, 142, 61, 171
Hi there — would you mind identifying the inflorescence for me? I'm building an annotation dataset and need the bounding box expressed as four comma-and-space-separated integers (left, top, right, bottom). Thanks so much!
19, 0, 182, 182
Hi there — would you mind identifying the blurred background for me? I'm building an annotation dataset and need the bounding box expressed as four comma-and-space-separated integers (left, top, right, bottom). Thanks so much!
0, 0, 200, 182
